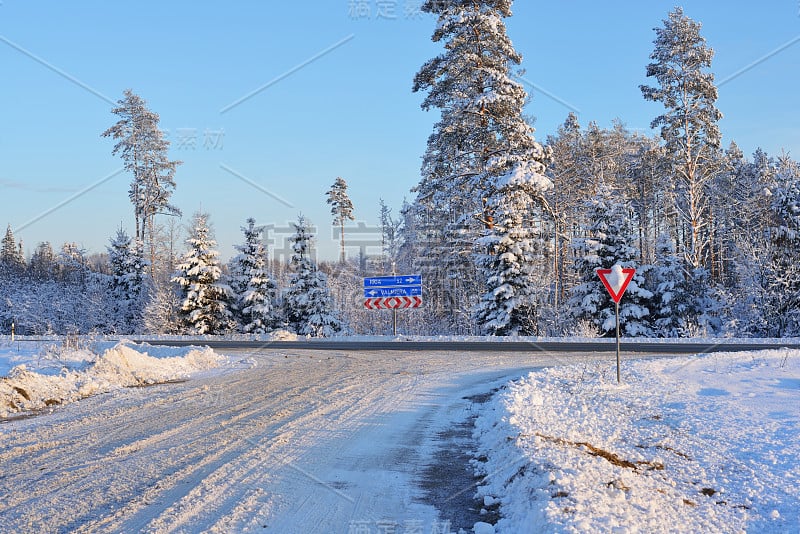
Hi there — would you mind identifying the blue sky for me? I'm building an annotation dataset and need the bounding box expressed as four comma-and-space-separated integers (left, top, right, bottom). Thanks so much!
1, 1, 798, 263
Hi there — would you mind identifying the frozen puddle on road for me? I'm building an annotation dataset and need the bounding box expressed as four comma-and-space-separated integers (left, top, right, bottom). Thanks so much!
419, 387, 507, 531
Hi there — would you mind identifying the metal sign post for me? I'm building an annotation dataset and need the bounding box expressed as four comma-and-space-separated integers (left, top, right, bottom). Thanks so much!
596, 265, 636, 384
615, 301, 621, 383
392, 265, 397, 336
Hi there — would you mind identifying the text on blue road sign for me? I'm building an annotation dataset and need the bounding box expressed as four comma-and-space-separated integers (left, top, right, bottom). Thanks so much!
364, 286, 423, 298
363, 275, 422, 287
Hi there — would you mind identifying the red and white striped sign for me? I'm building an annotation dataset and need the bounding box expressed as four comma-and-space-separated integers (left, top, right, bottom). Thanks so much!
364, 296, 423, 310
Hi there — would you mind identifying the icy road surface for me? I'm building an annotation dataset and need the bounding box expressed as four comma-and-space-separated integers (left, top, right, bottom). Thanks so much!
0, 348, 590, 533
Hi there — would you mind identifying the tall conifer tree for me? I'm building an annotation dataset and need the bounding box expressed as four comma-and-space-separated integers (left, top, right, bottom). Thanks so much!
103, 89, 182, 273
641, 8, 723, 271
411, 0, 550, 331
326, 177, 355, 263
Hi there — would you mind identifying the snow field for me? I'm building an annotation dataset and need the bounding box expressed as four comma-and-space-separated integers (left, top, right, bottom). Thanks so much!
0, 341, 225, 417
473, 350, 800, 533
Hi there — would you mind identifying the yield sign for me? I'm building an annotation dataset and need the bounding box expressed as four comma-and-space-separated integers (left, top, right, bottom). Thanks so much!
596, 265, 636, 304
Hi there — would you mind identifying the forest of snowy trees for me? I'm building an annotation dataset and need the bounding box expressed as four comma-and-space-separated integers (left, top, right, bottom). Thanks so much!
1, 2, 799, 338
393, 3, 800, 338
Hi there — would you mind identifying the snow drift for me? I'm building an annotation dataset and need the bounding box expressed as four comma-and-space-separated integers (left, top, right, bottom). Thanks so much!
473, 350, 799, 533
0, 342, 224, 417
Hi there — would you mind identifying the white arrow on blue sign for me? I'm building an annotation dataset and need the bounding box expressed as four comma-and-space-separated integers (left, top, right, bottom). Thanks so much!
364, 286, 423, 298
363, 275, 422, 288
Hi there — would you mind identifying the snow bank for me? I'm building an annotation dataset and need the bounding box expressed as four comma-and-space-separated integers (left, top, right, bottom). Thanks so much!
0, 342, 225, 418
473, 350, 799, 533
3, 333, 799, 347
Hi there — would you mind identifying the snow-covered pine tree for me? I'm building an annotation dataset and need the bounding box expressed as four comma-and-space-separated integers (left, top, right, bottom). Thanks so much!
709, 142, 745, 285
102, 89, 182, 273
640, 7, 723, 272
326, 177, 355, 264
171, 212, 233, 335
410, 0, 550, 333
568, 183, 653, 337
229, 218, 278, 334
474, 160, 553, 335
284, 216, 342, 337
545, 113, 588, 307
626, 135, 669, 266
107, 228, 149, 333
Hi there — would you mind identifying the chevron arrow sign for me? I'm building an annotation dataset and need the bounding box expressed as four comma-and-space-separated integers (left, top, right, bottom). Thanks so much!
364, 296, 423, 310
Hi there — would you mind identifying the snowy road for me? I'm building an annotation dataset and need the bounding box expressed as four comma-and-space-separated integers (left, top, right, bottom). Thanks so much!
0, 348, 600, 533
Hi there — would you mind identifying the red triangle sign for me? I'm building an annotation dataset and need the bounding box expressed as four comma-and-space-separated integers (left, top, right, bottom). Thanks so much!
596, 266, 636, 304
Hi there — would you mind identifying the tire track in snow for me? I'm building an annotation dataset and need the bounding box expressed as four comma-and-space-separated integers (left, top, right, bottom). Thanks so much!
141, 357, 411, 532
76, 354, 371, 532
0, 349, 575, 532
1, 360, 314, 529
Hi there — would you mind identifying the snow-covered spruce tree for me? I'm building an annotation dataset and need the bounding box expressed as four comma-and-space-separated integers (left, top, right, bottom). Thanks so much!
59, 243, 90, 286
640, 7, 723, 273
758, 159, 800, 336
102, 89, 182, 272
284, 216, 342, 337
568, 183, 653, 337
28, 241, 58, 281
410, 0, 550, 333
649, 234, 693, 337
107, 228, 149, 333
725, 147, 778, 286
228, 218, 278, 334
1, 225, 25, 274
171, 212, 233, 335
326, 177, 355, 264
474, 160, 553, 335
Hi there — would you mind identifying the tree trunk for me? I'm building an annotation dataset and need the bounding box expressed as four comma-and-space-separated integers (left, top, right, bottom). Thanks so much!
339, 219, 346, 264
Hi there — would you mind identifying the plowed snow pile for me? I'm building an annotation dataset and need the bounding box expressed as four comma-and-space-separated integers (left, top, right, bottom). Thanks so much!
1, 342, 224, 417
474, 350, 799, 533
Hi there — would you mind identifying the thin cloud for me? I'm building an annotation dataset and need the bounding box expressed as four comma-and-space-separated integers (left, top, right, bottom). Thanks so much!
0, 178, 79, 194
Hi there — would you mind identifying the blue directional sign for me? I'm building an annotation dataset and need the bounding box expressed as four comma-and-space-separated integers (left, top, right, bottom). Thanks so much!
364, 286, 423, 298
363, 275, 422, 288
